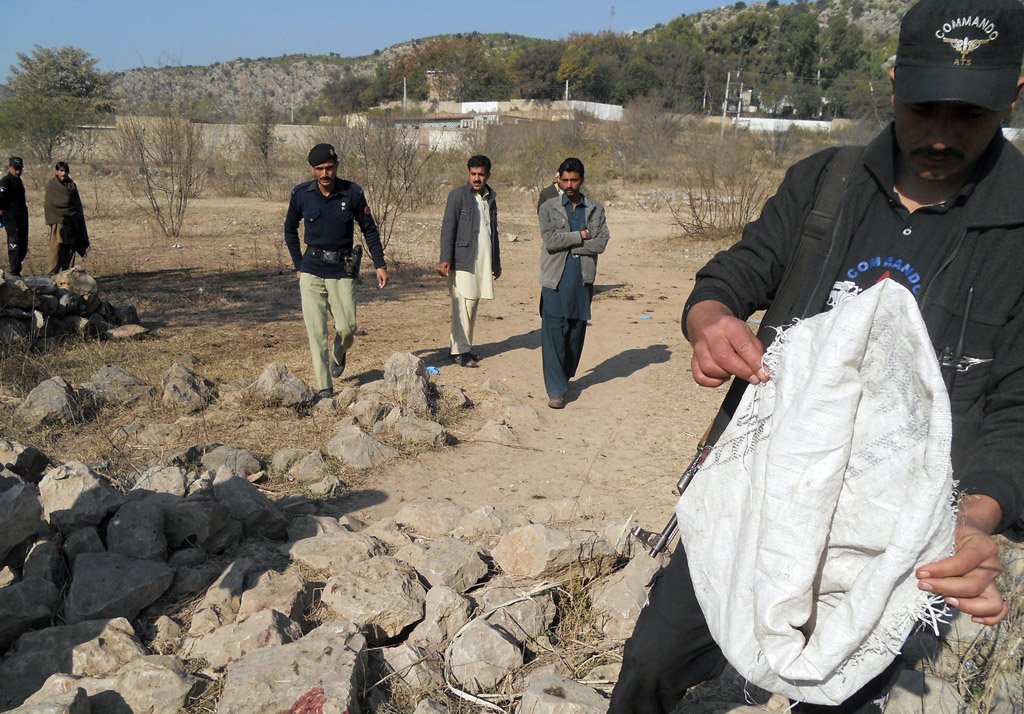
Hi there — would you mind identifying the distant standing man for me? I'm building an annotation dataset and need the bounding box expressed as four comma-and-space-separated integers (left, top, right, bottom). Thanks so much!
538, 157, 610, 409
284, 143, 389, 399
0, 156, 28, 276
44, 161, 90, 275
438, 155, 501, 368
536, 172, 563, 214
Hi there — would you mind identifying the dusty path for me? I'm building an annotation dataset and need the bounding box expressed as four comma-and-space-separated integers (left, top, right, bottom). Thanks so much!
350, 203, 728, 532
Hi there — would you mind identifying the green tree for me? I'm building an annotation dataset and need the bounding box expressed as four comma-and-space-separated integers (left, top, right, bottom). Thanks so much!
0, 45, 113, 161
513, 42, 566, 99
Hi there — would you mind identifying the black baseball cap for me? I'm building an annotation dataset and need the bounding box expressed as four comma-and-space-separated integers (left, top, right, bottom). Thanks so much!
307, 143, 338, 166
894, 0, 1024, 111
8, 156, 23, 170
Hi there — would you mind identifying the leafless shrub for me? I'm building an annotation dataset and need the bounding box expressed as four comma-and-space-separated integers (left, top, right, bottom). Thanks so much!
315, 116, 440, 250
612, 96, 683, 182
667, 134, 777, 241
116, 110, 207, 237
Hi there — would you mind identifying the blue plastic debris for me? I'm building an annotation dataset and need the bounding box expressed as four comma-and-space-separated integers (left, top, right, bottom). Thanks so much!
638, 315, 653, 321
426, 366, 441, 375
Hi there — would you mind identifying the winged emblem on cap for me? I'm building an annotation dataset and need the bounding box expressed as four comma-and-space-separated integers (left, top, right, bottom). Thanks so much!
942, 35, 992, 61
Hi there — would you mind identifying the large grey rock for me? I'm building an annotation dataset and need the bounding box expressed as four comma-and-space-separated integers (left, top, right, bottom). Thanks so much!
0, 437, 50, 482
453, 504, 531, 541
131, 465, 187, 496
185, 608, 303, 670
382, 643, 443, 688
383, 352, 432, 415
0, 317, 29, 344
392, 497, 471, 537
79, 364, 154, 407
394, 537, 488, 593
62, 527, 104, 565
161, 363, 217, 413
388, 413, 447, 447
271, 448, 329, 483
216, 621, 366, 714
517, 671, 608, 713
447, 619, 524, 694
0, 272, 36, 308
161, 497, 237, 551
32, 655, 195, 714
14, 378, 85, 429
212, 467, 287, 538
248, 362, 314, 407
103, 323, 148, 341
7, 676, 89, 713
408, 585, 473, 649
321, 556, 427, 645
37, 461, 124, 533
590, 554, 666, 640
170, 561, 224, 600
107, 501, 167, 561
0, 618, 146, 709
236, 568, 307, 622
350, 397, 390, 429
478, 580, 558, 647
52, 268, 99, 307
0, 470, 44, 561
202, 446, 262, 476
326, 423, 400, 468
492, 524, 618, 580
23, 538, 66, 585
286, 514, 348, 542
188, 557, 265, 636
0, 577, 61, 650
64, 552, 174, 624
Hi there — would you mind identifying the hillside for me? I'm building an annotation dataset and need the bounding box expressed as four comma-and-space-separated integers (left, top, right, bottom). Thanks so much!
110, 0, 914, 122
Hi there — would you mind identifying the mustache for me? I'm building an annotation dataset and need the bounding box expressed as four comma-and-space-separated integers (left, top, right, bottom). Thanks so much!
912, 147, 965, 161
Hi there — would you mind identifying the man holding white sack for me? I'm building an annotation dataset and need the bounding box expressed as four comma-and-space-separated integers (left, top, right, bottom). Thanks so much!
611, 0, 1024, 711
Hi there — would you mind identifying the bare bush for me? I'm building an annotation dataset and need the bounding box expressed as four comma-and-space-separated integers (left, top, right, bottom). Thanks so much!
316, 117, 440, 250
117, 110, 207, 237
668, 134, 778, 241
612, 96, 683, 182
244, 101, 281, 200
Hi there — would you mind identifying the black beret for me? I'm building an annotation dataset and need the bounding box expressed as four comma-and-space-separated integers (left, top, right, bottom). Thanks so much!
308, 143, 338, 166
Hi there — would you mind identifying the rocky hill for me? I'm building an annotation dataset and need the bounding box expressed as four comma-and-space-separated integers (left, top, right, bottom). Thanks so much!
110, 0, 914, 122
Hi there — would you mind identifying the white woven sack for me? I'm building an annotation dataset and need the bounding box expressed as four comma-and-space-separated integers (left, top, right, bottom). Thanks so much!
677, 280, 955, 705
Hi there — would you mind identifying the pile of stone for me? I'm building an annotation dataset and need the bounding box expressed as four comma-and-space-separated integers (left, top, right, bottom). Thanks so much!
3, 352, 1023, 713
0, 267, 147, 346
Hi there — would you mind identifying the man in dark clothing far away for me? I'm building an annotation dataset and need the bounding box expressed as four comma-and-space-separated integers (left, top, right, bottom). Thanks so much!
0, 156, 28, 276
611, 0, 1024, 711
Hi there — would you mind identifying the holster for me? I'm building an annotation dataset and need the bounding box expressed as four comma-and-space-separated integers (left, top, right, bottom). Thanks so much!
345, 244, 363, 281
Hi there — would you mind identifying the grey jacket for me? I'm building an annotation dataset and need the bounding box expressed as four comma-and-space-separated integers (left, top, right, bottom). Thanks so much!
538, 194, 610, 289
439, 182, 500, 274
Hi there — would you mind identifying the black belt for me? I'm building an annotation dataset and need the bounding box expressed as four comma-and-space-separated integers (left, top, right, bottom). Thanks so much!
309, 248, 348, 264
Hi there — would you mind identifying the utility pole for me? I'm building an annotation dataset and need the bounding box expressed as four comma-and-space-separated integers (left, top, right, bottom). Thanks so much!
609, 4, 615, 31
720, 71, 731, 138
403, 77, 407, 111
565, 79, 569, 102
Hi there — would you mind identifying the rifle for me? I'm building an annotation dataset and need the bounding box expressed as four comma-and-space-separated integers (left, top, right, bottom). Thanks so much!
629, 436, 713, 557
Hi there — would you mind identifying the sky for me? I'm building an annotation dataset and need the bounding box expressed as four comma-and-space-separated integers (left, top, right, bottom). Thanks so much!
2, 0, 725, 81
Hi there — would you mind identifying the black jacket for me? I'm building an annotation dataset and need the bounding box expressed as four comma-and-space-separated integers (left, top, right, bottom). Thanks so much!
0, 172, 28, 230
438, 182, 500, 275
284, 178, 385, 279
685, 125, 1024, 532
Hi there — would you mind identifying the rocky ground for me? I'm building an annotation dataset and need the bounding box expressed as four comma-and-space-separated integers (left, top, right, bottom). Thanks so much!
1, 189, 1022, 713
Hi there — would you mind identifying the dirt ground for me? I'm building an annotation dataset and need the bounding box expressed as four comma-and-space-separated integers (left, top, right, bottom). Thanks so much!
2, 179, 731, 536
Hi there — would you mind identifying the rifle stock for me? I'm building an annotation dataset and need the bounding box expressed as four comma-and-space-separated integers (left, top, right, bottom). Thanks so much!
630, 441, 712, 557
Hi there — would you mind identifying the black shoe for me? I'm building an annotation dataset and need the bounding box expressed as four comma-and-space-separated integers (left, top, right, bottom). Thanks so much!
547, 395, 566, 409
330, 352, 347, 378
468, 352, 481, 362
314, 388, 334, 403
452, 353, 479, 368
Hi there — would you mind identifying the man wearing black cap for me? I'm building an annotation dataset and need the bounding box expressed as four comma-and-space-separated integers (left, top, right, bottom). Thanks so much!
284, 143, 389, 399
611, 0, 1024, 711
0, 156, 28, 276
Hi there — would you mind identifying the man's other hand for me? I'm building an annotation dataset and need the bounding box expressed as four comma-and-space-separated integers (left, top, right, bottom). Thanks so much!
917, 494, 1007, 625
686, 300, 768, 387
376, 267, 389, 289
493, 267, 502, 280
437, 261, 451, 278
